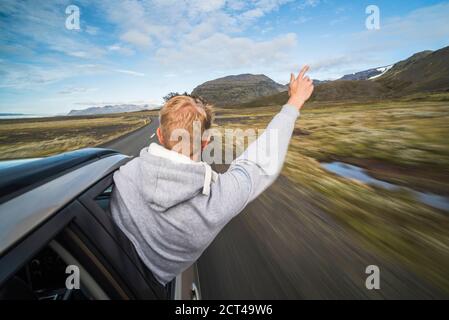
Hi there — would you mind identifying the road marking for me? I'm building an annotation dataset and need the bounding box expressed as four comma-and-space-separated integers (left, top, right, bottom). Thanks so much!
150, 133, 156, 139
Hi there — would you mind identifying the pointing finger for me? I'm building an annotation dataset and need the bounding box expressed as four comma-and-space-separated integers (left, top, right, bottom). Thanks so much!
290, 73, 295, 84
298, 65, 310, 79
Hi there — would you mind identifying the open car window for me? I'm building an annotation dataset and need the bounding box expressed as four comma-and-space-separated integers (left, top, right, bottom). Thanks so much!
0, 239, 106, 300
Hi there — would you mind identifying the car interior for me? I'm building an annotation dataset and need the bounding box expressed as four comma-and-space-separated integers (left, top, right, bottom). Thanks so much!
0, 241, 100, 300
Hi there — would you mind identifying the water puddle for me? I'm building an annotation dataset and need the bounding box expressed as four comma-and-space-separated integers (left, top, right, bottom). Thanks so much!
321, 162, 449, 212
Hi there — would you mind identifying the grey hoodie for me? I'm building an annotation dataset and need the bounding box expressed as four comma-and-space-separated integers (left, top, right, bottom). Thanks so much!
110, 104, 300, 285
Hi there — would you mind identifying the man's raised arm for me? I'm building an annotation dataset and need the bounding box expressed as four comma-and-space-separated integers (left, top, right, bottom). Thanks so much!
227, 66, 314, 203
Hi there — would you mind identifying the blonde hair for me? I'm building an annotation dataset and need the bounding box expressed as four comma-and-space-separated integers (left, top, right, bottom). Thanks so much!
159, 95, 213, 153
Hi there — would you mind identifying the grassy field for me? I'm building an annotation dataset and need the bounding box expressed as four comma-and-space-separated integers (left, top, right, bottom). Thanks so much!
214, 97, 449, 293
0, 110, 157, 160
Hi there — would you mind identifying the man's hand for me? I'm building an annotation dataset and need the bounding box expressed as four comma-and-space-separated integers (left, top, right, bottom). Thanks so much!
287, 65, 314, 110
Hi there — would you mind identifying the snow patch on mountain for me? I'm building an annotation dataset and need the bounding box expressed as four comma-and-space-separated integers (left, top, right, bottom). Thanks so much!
369, 65, 394, 80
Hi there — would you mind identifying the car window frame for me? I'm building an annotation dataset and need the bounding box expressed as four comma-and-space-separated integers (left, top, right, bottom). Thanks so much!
75, 173, 168, 299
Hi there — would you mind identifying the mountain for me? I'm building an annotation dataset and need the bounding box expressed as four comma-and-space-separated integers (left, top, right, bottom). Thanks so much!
233, 46, 449, 107
233, 79, 389, 107
67, 104, 156, 116
340, 65, 393, 81
227, 77, 392, 107
191, 74, 287, 106
376, 48, 449, 95
313, 79, 331, 85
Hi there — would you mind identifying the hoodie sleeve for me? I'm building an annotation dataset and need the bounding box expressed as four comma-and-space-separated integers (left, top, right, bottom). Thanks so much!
212, 104, 300, 218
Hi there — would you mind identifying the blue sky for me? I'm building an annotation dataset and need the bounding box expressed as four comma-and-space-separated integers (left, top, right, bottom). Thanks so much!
0, 0, 448, 114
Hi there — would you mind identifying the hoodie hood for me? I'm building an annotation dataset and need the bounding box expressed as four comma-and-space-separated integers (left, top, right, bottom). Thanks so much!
120, 144, 217, 212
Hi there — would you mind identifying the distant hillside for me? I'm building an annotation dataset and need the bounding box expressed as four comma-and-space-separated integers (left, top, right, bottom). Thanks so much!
191, 74, 287, 106
231, 45, 449, 107
376, 48, 449, 95
315, 49, 447, 101
67, 104, 157, 116
234, 80, 390, 108
313, 79, 391, 101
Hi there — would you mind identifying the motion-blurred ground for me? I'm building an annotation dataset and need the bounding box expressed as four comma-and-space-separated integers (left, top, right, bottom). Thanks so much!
199, 97, 449, 299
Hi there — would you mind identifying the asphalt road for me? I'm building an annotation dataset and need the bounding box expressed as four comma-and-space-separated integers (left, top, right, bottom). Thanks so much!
104, 117, 446, 299
101, 119, 159, 156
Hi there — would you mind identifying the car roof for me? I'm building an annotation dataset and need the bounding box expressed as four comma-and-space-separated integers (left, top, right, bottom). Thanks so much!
0, 158, 41, 170
0, 148, 129, 256
0, 148, 120, 204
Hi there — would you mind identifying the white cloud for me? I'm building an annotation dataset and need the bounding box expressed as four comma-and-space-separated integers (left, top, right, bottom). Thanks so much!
183, 12, 240, 42
307, 55, 376, 79
156, 32, 298, 71
85, 25, 99, 35
74, 99, 160, 107
239, 0, 293, 22
297, 0, 320, 10
120, 30, 152, 48
58, 86, 98, 95
0, 0, 107, 60
0, 62, 144, 89
226, 0, 247, 11
310, 56, 355, 71
99, 0, 296, 49
241, 8, 265, 20
113, 69, 146, 77
107, 44, 135, 56
0, 63, 105, 89
189, 0, 226, 13
94, 0, 300, 76
352, 2, 449, 51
